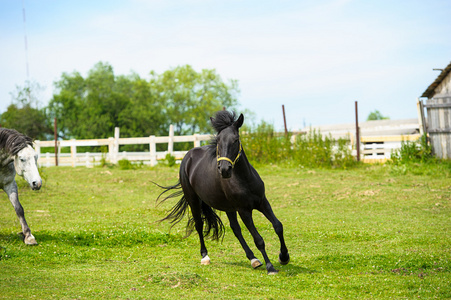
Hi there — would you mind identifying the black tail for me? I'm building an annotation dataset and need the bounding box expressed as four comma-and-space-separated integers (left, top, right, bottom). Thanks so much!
155, 181, 225, 241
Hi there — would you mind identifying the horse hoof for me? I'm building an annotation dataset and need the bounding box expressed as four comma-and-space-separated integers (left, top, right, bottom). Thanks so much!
251, 258, 263, 269
266, 262, 279, 274
278, 252, 290, 265
24, 234, 38, 245
201, 255, 211, 265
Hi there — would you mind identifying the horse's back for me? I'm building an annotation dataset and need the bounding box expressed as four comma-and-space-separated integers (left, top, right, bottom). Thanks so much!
180, 146, 213, 184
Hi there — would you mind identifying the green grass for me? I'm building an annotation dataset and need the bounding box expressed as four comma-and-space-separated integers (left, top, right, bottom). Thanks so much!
1, 164, 450, 299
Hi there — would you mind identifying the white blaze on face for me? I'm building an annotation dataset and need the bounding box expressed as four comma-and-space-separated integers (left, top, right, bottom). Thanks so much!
14, 145, 42, 190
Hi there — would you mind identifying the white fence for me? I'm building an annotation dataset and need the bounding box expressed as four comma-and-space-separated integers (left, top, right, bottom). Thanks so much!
35, 125, 210, 167
360, 134, 421, 162
34, 124, 422, 167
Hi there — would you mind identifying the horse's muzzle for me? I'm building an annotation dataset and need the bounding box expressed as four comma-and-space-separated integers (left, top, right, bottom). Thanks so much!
218, 162, 232, 179
31, 180, 42, 191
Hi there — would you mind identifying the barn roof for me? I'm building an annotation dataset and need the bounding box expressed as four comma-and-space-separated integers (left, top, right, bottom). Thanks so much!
421, 61, 451, 98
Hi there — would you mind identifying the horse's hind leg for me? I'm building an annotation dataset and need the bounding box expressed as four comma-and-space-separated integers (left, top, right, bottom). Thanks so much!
238, 210, 278, 274
190, 199, 211, 265
258, 197, 289, 265
226, 211, 262, 269
182, 183, 210, 264
4, 181, 37, 245
179, 161, 210, 265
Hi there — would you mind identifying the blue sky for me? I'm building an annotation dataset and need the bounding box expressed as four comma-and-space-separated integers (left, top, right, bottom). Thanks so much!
1, 0, 450, 131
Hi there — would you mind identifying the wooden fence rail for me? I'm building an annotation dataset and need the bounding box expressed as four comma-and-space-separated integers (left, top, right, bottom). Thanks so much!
360, 134, 421, 163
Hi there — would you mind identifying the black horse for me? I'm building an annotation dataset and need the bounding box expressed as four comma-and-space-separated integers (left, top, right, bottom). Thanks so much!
156, 111, 289, 274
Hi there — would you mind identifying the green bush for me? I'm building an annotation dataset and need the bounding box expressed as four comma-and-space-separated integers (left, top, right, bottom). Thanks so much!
241, 121, 292, 165
118, 158, 143, 170
241, 122, 358, 169
118, 158, 134, 170
388, 134, 451, 177
99, 153, 114, 168
292, 130, 356, 169
390, 134, 432, 164
162, 153, 177, 167
389, 135, 436, 165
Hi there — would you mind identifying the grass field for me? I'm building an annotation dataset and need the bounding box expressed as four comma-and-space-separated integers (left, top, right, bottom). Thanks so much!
0, 164, 450, 299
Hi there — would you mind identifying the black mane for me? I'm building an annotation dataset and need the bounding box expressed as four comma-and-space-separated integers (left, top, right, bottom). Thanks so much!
211, 111, 237, 133
0, 128, 33, 156
209, 111, 239, 150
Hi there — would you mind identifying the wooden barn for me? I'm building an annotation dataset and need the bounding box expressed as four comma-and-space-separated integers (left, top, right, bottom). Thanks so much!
421, 61, 451, 159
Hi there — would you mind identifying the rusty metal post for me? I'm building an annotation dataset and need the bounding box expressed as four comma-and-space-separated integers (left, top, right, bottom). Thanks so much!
282, 105, 288, 136
355, 101, 360, 161
54, 117, 58, 166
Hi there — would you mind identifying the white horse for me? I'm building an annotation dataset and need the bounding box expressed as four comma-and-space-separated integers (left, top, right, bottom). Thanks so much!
0, 128, 42, 245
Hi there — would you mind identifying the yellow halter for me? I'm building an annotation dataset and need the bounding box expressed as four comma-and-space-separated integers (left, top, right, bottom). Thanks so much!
217, 141, 242, 168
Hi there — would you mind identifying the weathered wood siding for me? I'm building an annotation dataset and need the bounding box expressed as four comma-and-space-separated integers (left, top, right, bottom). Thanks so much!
426, 96, 451, 159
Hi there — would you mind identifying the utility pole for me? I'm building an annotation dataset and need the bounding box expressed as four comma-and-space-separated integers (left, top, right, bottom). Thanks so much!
282, 105, 288, 136
355, 101, 360, 161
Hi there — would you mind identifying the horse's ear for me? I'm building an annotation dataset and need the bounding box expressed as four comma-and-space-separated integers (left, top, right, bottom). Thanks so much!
234, 114, 244, 129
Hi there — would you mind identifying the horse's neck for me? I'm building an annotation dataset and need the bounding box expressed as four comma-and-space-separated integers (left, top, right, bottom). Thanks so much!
234, 151, 254, 178
0, 150, 14, 167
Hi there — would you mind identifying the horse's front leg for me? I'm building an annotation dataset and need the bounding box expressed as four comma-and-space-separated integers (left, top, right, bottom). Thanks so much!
238, 210, 278, 275
226, 211, 263, 269
4, 181, 37, 245
259, 197, 290, 265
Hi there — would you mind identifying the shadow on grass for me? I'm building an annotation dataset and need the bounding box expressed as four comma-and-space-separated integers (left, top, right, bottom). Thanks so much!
0, 232, 25, 245
0, 230, 179, 248
223, 260, 318, 275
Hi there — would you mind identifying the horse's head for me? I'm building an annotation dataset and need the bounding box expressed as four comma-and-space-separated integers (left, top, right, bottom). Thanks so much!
14, 145, 42, 190
213, 113, 244, 179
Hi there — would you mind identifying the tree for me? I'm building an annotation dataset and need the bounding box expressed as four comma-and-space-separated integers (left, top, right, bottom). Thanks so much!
367, 110, 389, 121
116, 74, 167, 138
47, 62, 165, 140
48, 62, 130, 139
0, 81, 53, 140
150, 65, 239, 135
48, 62, 240, 140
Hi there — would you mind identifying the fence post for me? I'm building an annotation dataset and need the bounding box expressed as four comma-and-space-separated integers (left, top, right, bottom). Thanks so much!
70, 139, 77, 167
107, 127, 120, 164
416, 98, 427, 135
168, 125, 174, 155
57, 141, 61, 161
149, 135, 157, 166
86, 152, 91, 168
355, 101, 360, 161
114, 127, 120, 164
108, 137, 114, 164
194, 134, 200, 148
282, 104, 288, 136
54, 117, 58, 166
34, 141, 41, 159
